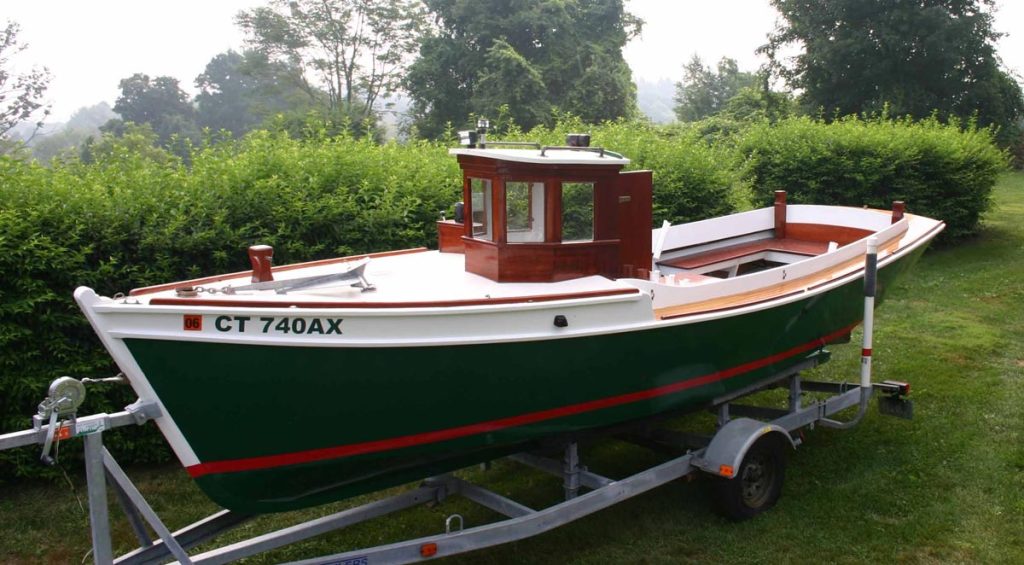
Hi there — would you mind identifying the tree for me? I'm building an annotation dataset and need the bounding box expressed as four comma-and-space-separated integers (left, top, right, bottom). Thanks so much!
720, 86, 797, 123
111, 73, 199, 146
762, 0, 1024, 140
0, 20, 51, 152
472, 40, 550, 129
195, 50, 313, 136
30, 102, 116, 163
405, 0, 642, 138
236, 0, 425, 122
79, 121, 174, 165
673, 56, 758, 122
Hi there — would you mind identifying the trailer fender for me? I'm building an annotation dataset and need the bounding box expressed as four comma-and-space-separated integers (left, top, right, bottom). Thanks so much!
693, 418, 795, 479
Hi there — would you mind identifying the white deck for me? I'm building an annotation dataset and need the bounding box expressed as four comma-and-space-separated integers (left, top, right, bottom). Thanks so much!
136, 249, 636, 305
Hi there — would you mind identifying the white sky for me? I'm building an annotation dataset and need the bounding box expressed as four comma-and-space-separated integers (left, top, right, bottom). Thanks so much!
2, 0, 1023, 122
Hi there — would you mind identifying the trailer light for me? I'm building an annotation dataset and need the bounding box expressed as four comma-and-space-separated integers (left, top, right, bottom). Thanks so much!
420, 542, 438, 557
881, 380, 911, 396
719, 464, 734, 478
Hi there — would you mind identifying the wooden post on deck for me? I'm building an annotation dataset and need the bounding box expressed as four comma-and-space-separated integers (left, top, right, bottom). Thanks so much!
774, 191, 787, 239
248, 245, 274, 283
892, 201, 906, 224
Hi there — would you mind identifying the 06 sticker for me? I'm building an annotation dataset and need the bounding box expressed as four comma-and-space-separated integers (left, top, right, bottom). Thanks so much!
183, 314, 203, 331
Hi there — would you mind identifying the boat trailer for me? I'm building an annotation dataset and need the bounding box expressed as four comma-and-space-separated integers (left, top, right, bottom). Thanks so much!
0, 240, 915, 564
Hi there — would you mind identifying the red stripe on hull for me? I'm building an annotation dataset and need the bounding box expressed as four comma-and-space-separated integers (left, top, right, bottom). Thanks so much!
187, 324, 857, 478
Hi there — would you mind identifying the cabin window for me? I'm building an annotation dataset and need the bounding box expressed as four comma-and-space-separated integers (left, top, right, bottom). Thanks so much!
506, 181, 545, 243
561, 182, 595, 242
470, 177, 492, 240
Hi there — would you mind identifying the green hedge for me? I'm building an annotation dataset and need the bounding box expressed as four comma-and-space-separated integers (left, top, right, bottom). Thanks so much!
0, 132, 462, 480
738, 116, 1008, 241
0, 117, 1004, 480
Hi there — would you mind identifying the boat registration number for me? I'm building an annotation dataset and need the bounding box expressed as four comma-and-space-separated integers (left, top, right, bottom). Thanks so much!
188, 315, 344, 335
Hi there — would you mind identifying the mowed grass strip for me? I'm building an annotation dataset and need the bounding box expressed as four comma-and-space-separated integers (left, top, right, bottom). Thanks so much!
2, 173, 1023, 564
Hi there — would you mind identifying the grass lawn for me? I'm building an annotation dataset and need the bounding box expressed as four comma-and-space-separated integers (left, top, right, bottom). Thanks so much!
2, 172, 1023, 564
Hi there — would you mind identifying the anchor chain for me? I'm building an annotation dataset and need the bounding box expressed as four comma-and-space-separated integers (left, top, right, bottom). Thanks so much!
174, 259, 376, 296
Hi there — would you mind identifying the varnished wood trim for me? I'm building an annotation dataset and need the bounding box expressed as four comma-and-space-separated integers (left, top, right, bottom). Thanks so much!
657, 238, 827, 270
129, 247, 430, 296
784, 223, 874, 245
774, 191, 787, 239
660, 217, 947, 319
892, 201, 906, 224
147, 287, 640, 309
655, 230, 906, 320
437, 221, 466, 253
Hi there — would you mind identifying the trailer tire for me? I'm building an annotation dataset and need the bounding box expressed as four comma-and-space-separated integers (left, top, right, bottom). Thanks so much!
712, 434, 786, 521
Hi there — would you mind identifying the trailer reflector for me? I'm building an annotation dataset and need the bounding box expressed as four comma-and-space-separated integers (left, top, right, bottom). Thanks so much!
719, 464, 734, 478
420, 542, 438, 557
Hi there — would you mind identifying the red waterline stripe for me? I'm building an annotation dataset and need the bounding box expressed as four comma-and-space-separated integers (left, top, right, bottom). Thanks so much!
187, 324, 857, 478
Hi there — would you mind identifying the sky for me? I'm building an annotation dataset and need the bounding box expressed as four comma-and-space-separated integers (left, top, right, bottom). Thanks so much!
2, 0, 1024, 123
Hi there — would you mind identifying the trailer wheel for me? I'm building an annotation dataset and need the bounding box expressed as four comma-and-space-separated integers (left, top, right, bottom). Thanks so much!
712, 434, 786, 521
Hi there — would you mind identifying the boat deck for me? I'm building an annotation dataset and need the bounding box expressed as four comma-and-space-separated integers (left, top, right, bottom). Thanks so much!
132, 248, 641, 308
126, 206, 944, 318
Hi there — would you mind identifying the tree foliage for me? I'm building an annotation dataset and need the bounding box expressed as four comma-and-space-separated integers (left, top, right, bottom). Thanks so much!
674, 56, 758, 122
720, 86, 797, 123
473, 40, 550, 129
29, 102, 117, 163
0, 20, 51, 152
195, 50, 312, 137
236, 0, 425, 121
111, 73, 199, 147
763, 0, 1024, 143
405, 0, 642, 138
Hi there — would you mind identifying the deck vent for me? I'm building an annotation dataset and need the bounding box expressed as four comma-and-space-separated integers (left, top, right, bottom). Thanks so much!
553, 315, 569, 328
566, 133, 591, 147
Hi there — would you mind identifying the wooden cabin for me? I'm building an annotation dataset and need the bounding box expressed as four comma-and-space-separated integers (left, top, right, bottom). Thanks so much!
437, 139, 652, 283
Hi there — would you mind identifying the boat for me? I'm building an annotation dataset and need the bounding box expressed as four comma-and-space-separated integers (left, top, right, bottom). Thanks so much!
74, 131, 944, 514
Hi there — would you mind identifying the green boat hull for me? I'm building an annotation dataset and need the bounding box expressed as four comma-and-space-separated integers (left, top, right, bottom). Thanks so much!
123, 247, 923, 513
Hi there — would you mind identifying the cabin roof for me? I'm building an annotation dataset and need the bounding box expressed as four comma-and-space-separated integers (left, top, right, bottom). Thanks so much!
449, 147, 630, 166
